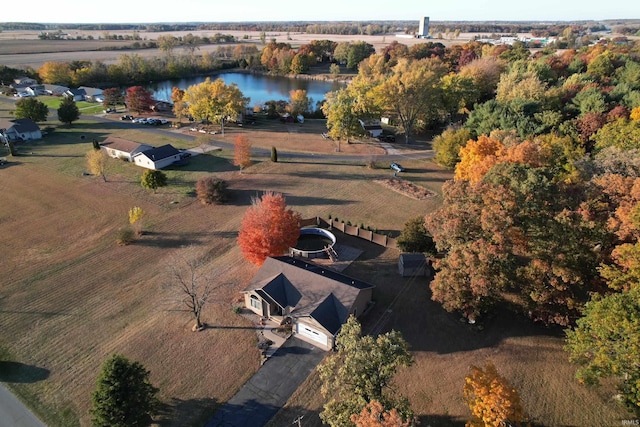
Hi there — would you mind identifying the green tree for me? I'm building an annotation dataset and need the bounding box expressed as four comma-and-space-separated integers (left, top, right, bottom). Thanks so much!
374, 58, 447, 144
102, 87, 124, 109
330, 63, 341, 75
183, 77, 248, 135
319, 316, 414, 427
57, 96, 80, 125
397, 216, 437, 255
593, 119, 640, 151
433, 127, 472, 169
14, 97, 48, 122
565, 287, 640, 415
90, 354, 159, 427
140, 170, 167, 193
347, 41, 375, 70
270, 146, 278, 162
290, 53, 309, 74
322, 88, 367, 142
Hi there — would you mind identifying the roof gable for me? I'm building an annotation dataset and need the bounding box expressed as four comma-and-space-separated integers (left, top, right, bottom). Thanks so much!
0, 118, 40, 133
244, 256, 374, 321
262, 273, 302, 309
101, 136, 149, 153
310, 293, 347, 334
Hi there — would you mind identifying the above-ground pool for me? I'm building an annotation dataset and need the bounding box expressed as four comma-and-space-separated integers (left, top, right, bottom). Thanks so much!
290, 227, 337, 259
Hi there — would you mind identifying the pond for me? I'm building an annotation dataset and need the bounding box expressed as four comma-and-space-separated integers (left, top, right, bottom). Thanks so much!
147, 72, 345, 110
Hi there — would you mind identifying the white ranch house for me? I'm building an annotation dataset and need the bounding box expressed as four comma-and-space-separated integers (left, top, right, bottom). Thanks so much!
133, 144, 181, 170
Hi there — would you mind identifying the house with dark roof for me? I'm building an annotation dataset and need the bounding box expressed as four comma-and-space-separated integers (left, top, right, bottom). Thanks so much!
358, 119, 383, 138
133, 144, 181, 170
101, 136, 153, 162
242, 256, 375, 351
0, 118, 42, 141
43, 84, 70, 96
13, 77, 37, 86
79, 86, 103, 103
64, 88, 86, 102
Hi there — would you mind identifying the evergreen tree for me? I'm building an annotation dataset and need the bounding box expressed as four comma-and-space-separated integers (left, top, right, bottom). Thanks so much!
140, 170, 167, 193
57, 96, 80, 125
90, 354, 159, 427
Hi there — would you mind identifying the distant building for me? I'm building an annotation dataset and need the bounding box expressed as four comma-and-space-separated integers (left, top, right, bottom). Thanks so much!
418, 17, 430, 38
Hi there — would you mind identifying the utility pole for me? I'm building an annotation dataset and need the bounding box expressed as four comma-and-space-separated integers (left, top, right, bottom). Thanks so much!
292, 415, 304, 427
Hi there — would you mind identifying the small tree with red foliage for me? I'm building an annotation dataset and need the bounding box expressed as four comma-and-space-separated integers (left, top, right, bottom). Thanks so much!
233, 134, 252, 171
237, 192, 301, 265
125, 86, 154, 115
350, 401, 412, 427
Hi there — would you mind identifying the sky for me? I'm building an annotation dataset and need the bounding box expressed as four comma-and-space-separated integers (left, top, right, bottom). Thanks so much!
1, 0, 638, 23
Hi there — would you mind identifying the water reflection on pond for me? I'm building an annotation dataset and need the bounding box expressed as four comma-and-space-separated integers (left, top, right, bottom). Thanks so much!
148, 72, 345, 108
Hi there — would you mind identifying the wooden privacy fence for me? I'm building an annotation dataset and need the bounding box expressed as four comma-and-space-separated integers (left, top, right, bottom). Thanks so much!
300, 217, 397, 249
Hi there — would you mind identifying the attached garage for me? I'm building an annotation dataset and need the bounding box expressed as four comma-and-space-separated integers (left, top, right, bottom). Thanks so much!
297, 322, 328, 347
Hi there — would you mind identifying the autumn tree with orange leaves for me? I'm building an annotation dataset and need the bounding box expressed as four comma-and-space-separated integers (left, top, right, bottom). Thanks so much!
237, 192, 301, 265
234, 135, 252, 171
463, 362, 525, 427
350, 401, 412, 427
455, 135, 505, 183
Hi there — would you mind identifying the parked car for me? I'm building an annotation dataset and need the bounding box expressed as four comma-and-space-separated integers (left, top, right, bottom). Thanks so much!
179, 150, 192, 159
390, 162, 405, 172
120, 115, 133, 121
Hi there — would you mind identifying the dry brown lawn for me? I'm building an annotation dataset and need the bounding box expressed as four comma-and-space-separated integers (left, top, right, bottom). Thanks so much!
267, 236, 632, 427
0, 107, 442, 426
0, 99, 631, 427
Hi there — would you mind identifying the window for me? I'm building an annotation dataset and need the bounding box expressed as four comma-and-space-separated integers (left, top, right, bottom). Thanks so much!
250, 295, 261, 310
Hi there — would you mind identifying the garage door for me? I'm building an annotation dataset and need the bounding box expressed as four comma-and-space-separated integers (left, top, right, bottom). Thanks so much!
297, 323, 327, 346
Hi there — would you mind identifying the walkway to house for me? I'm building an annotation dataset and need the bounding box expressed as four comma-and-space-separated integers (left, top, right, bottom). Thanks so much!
204, 337, 325, 427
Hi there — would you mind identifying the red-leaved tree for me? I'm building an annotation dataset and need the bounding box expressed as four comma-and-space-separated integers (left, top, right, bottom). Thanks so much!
125, 86, 155, 114
237, 192, 301, 265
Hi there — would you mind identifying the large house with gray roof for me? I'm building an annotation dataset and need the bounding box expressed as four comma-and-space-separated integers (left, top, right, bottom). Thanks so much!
242, 256, 374, 351
0, 118, 42, 142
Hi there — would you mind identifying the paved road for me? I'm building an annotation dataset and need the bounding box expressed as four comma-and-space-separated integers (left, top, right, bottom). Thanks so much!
204, 337, 325, 427
0, 385, 46, 427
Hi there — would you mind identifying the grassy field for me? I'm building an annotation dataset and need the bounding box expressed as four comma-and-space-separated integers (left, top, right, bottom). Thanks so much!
0, 99, 632, 426
0, 103, 445, 426
40, 96, 105, 115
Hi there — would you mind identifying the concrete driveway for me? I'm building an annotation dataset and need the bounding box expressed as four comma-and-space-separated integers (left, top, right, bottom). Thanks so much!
205, 337, 325, 427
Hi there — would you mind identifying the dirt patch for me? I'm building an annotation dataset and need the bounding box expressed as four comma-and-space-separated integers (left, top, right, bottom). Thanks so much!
374, 177, 437, 200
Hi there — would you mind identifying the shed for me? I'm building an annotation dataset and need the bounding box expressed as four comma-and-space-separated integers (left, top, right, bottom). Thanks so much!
398, 253, 426, 277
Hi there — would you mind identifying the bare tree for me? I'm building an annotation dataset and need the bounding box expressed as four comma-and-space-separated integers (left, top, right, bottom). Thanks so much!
166, 248, 226, 331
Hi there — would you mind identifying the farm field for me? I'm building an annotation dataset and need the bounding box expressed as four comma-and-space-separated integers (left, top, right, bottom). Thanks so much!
0, 29, 485, 69
0, 106, 445, 426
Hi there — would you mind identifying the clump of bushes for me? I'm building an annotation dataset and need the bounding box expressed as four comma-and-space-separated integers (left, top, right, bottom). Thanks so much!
196, 176, 228, 205
116, 227, 136, 246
